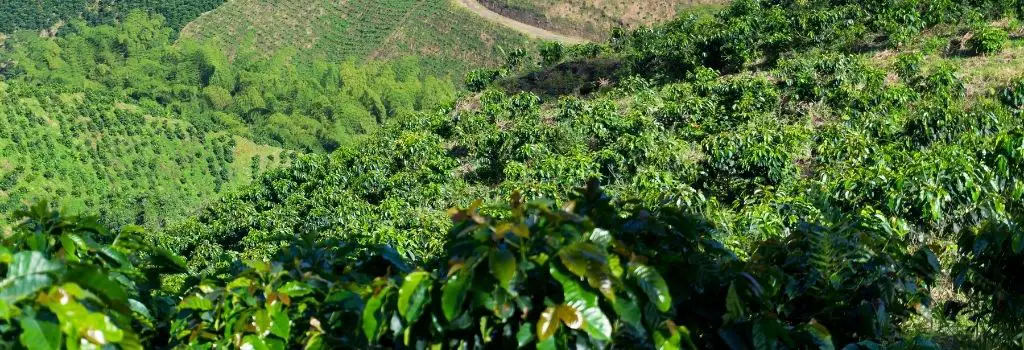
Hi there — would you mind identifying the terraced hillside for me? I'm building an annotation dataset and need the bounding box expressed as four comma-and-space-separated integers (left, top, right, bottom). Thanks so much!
479, 0, 728, 41
0, 83, 288, 229
0, 0, 224, 34
180, 0, 534, 77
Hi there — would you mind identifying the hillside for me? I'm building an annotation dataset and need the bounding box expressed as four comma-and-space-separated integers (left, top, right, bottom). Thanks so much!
179, 0, 535, 77
0, 83, 284, 229
2, 0, 1024, 349
0, 11, 458, 229
478, 0, 728, 41
0, 0, 224, 34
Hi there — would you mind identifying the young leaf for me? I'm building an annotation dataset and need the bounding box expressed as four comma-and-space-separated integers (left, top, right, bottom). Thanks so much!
537, 306, 559, 341
555, 304, 583, 329
551, 266, 611, 340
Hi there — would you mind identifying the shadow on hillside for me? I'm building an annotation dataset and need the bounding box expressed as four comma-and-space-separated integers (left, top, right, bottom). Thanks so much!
499, 58, 622, 99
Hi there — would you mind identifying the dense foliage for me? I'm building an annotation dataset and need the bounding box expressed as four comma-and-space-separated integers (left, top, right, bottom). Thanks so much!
4, 0, 1024, 348
0, 12, 457, 229
0, 188, 941, 348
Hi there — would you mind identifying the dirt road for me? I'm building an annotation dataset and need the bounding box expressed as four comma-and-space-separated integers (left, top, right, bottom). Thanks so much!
452, 0, 589, 44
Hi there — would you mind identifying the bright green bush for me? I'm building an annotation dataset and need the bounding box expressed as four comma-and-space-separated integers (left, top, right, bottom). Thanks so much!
0, 202, 186, 349
465, 69, 505, 92
539, 41, 565, 66
968, 24, 1009, 56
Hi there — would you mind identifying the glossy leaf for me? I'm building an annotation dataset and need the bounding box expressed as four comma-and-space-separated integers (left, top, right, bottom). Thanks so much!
397, 271, 432, 323
441, 268, 472, 321
362, 287, 391, 343
537, 306, 559, 341
551, 266, 611, 340
628, 262, 672, 312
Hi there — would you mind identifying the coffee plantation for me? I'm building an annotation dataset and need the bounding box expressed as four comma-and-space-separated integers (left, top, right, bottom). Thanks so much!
3, 0, 1024, 348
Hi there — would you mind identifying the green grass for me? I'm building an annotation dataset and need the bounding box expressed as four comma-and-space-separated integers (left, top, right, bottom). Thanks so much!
179, 0, 535, 78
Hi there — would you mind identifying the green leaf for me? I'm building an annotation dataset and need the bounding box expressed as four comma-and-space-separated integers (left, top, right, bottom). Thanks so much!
517, 321, 535, 347
589, 228, 612, 247
725, 282, 744, 321
19, 316, 60, 350
550, 266, 611, 341
178, 295, 213, 311
653, 325, 681, 350
304, 334, 324, 350
6, 252, 61, 278
537, 337, 558, 350
537, 306, 559, 341
149, 246, 188, 274
442, 269, 472, 321
654, 323, 697, 350
242, 335, 270, 350
278, 281, 313, 297
802, 321, 834, 350
81, 312, 124, 344
0, 246, 11, 264
98, 246, 130, 268
68, 266, 129, 304
628, 262, 672, 312
397, 271, 432, 323
612, 296, 642, 329
489, 247, 517, 291
269, 303, 291, 340
0, 275, 52, 303
128, 298, 153, 322
558, 242, 615, 301
362, 287, 391, 343
753, 320, 782, 350
255, 309, 272, 335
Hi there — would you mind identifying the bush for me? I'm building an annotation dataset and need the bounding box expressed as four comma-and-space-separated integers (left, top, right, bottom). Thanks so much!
1000, 76, 1024, 110
464, 69, 504, 92
0, 202, 187, 349
539, 41, 565, 66
968, 25, 1009, 56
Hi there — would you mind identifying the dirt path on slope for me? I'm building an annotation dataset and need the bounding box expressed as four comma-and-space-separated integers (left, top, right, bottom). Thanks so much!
453, 0, 589, 44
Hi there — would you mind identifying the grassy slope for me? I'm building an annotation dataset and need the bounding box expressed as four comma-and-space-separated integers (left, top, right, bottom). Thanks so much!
478, 0, 729, 41
179, 0, 534, 78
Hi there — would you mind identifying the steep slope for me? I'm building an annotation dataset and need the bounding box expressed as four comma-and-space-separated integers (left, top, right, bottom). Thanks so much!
453, 0, 589, 43
0, 11, 458, 229
478, 0, 728, 41
0, 82, 287, 229
179, 0, 535, 77
0, 0, 224, 34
